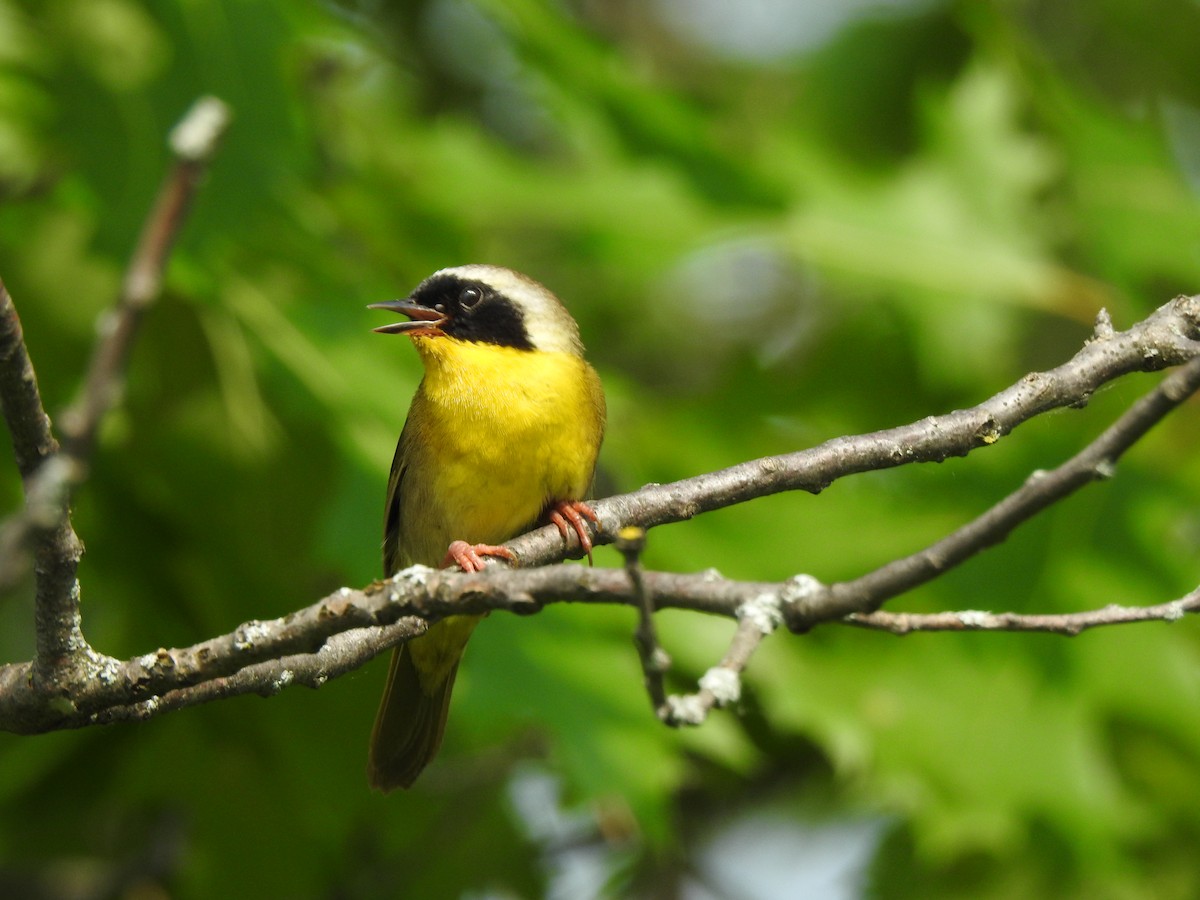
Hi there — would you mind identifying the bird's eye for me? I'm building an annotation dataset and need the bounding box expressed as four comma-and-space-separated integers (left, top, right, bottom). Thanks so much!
459, 287, 482, 309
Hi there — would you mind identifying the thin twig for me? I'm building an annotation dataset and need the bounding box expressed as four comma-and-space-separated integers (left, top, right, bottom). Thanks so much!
662, 592, 785, 727
88, 619, 420, 726
59, 96, 231, 460
0, 279, 87, 670
617, 526, 670, 717
0, 278, 78, 587
0, 282, 85, 666
0, 279, 58, 479
786, 355, 1200, 628
0, 98, 230, 683
843, 589, 1200, 635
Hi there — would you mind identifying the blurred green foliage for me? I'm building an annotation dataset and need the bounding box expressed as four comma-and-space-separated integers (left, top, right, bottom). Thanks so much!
1, 0, 1199, 897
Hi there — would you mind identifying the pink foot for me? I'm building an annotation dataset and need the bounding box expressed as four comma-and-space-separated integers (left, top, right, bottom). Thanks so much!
442, 540, 516, 573
547, 500, 599, 563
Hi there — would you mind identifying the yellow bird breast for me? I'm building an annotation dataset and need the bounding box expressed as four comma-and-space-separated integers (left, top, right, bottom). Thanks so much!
398, 336, 605, 565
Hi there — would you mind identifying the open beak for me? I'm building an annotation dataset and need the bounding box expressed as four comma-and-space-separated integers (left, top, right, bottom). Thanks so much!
367, 298, 448, 336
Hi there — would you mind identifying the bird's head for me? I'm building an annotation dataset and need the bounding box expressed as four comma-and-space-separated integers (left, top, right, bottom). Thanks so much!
369, 265, 583, 356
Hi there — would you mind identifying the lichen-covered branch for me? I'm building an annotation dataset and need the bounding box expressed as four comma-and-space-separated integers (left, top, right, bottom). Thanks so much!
617, 526, 672, 717
0, 279, 58, 481
0, 548, 1194, 734
843, 588, 1200, 635
0, 98, 230, 690
57, 96, 231, 462
0, 97, 230, 515
0, 159, 1197, 739
785, 353, 1200, 628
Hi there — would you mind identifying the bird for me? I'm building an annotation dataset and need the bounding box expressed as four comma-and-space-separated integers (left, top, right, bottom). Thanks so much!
366, 264, 606, 791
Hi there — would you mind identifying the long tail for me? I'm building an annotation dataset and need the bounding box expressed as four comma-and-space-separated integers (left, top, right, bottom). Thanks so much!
367, 616, 478, 791
367, 646, 457, 790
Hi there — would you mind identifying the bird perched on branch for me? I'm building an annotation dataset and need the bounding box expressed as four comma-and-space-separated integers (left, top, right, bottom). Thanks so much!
367, 265, 606, 791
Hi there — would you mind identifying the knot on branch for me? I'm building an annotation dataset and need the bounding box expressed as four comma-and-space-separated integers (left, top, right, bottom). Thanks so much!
169, 96, 232, 162
1171, 294, 1200, 341
661, 693, 707, 726
134, 648, 176, 681
776, 573, 826, 633
233, 621, 272, 651
736, 592, 784, 634
973, 416, 1003, 446
1091, 308, 1115, 341
505, 590, 544, 615
698, 666, 741, 705
378, 564, 437, 620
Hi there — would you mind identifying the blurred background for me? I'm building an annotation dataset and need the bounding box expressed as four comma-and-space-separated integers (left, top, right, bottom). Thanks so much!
1, 0, 1199, 897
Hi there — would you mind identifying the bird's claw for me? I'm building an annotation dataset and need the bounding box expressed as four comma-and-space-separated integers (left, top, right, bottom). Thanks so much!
547, 500, 599, 564
442, 540, 516, 572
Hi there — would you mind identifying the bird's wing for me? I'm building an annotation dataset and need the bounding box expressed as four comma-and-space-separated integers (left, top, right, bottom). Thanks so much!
382, 416, 412, 577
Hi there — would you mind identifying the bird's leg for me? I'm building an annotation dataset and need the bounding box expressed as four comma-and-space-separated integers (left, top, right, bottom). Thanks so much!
546, 500, 599, 565
442, 540, 516, 573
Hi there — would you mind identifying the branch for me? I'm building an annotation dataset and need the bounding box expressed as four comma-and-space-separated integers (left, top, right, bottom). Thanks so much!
0, 180, 1197, 738
5, 313, 1200, 731
57, 96, 232, 462
0, 276, 86, 673
843, 589, 1200, 635
0, 98, 230, 685
0, 563, 776, 733
786, 353, 1200, 627
661, 592, 786, 727
507, 299, 1200, 565
88, 619, 422, 727
1, 551, 1194, 733
0, 280, 58, 480
617, 526, 671, 717
615, 523, 786, 729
